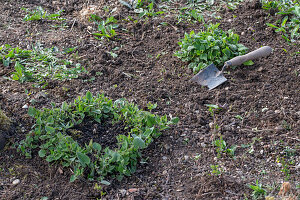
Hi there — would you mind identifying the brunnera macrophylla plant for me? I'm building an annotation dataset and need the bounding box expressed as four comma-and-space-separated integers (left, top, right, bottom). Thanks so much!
175, 23, 249, 74
18, 91, 179, 183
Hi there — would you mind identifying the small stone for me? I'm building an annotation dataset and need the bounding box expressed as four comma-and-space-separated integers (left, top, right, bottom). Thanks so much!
200, 143, 206, 148
22, 104, 28, 109
12, 179, 20, 185
87, 26, 93, 31
277, 162, 282, 167
184, 155, 189, 161
119, 189, 126, 197
227, 19, 232, 23
128, 188, 139, 193
162, 156, 167, 160
257, 67, 264, 72
295, 111, 300, 116
241, 32, 245, 36
209, 122, 214, 129
162, 170, 168, 175
260, 150, 263, 154
274, 110, 281, 114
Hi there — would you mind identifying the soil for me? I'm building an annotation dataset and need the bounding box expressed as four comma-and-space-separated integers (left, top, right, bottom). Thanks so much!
0, 0, 299, 199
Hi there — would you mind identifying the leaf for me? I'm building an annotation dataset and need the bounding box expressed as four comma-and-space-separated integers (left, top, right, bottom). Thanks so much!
243, 60, 254, 66
86, 91, 93, 101
28, 107, 36, 117
133, 136, 146, 149
45, 126, 55, 134
46, 116, 54, 124
170, 117, 179, 124
70, 174, 77, 182
92, 142, 102, 152
100, 180, 111, 185
38, 149, 46, 157
76, 151, 90, 166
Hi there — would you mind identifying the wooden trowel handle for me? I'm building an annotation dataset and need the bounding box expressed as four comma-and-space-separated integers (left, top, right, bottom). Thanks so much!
225, 46, 272, 67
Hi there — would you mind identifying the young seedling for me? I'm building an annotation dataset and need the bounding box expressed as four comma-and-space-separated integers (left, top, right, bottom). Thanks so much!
249, 180, 267, 200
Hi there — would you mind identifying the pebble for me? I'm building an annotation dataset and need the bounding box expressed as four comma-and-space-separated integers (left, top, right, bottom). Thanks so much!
162, 156, 167, 160
295, 111, 300, 116
277, 163, 282, 167
22, 104, 28, 109
274, 110, 281, 114
260, 150, 264, 154
128, 188, 139, 193
184, 155, 189, 161
200, 143, 206, 148
119, 189, 126, 197
12, 179, 20, 185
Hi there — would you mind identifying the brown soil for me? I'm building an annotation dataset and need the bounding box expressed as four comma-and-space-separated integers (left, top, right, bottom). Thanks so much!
0, 0, 299, 199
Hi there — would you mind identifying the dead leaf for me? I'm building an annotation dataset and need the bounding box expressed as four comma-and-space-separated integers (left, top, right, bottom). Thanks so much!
278, 182, 291, 196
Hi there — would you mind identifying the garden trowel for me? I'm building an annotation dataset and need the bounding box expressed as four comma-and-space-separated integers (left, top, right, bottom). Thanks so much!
191, 46, 272, 90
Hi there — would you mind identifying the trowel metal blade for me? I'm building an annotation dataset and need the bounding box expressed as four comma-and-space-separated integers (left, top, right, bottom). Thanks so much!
190, 64, 227, 90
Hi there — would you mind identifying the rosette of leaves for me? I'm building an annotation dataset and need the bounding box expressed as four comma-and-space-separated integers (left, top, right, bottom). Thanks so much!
18, 92, 178, 183
175, 23, 249, 73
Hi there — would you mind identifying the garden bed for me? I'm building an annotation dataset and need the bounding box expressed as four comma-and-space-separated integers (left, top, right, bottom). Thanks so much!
0, 0, 299, 199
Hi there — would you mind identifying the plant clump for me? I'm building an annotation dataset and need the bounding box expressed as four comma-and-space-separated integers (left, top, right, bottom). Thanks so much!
18, 91, 179, 183
0, 43, 86, 86
175, 23, 249, 73
21, 6, 66, 21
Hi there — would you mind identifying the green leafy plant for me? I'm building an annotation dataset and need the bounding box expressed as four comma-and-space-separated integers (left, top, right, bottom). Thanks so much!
18, 92, 178, 182
262, 0, 300, 42
90, 15, 119, 40
205, 104, 221, 117
22, 6, 66, 21
213, 135, 237, 158
0, 43, 86, 86
249, 180, 267, 199
210, 164, 222, 176
175, 23, 248, 73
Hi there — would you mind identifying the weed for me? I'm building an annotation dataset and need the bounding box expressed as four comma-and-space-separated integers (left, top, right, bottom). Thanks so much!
213, 135, 237, 158
22, 6, 66, 21
175, 23, 248, 73
0, 43, 86, 86
276, 156, 291, 180
249, 180, 267, 199
90, 15, 119, 40
18, 91, 178, 182
210, 164, 222, 176
262, 0, 300, 42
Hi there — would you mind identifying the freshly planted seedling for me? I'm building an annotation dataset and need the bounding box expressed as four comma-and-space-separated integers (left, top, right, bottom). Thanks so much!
0, 43, 86, 86
22, 6, 66, 21
175, 23, 248, 73
18, 92, 178, 182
